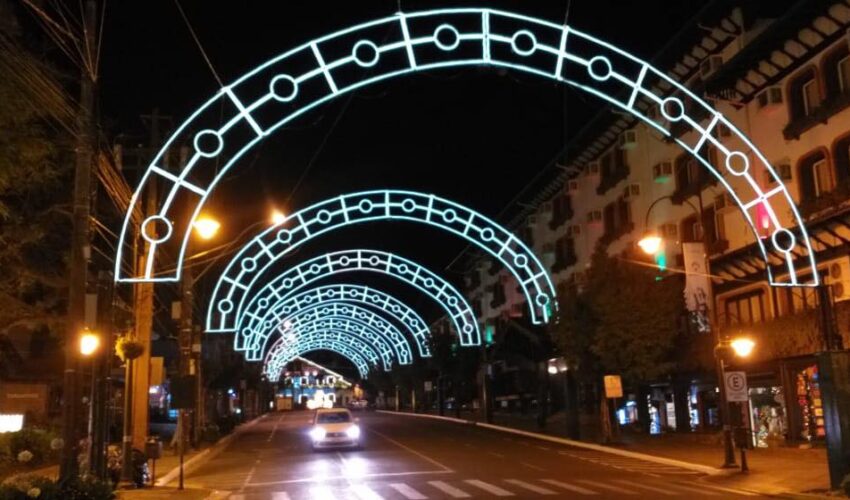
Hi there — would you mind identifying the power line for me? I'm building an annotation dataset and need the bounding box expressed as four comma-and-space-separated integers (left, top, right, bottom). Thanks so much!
172, 0, 223, 88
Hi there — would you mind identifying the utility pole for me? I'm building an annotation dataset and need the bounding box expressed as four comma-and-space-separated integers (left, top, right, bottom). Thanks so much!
90, 271, 113, 480
60, 0, 97, 484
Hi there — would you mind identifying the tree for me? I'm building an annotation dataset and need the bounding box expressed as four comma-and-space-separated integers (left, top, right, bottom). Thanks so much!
0, 1, 71, 338
549, 245, 685, 440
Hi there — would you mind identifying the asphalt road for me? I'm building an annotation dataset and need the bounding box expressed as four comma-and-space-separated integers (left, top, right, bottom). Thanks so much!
185, 411, 764, 499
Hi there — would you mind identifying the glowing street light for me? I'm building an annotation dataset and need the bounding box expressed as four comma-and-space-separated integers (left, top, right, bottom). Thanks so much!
638, 233, 663, 255
730, 337, 755, 358
79, 329, 100, 357
193, 216, 220, 240
272, 209, 286, 225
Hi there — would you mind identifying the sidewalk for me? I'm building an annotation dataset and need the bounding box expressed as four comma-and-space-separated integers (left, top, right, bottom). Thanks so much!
410, 408, 833, 496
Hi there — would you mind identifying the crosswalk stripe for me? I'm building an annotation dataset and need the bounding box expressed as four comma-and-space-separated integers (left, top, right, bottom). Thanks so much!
504, 479, 556, 495
614, 480, 677, 495
270, 493, 291, 500
576, 480, 638, 494
539, 479, 599, 495
351, 484, 384, 500
665, 483, 720, 496
464, 479, 515, 496
428, 481, 471, 498
389, 483, 428, 499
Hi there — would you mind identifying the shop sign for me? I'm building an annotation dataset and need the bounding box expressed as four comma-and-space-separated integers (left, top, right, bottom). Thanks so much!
604, 375, 623, 398
724, 371, 749, 402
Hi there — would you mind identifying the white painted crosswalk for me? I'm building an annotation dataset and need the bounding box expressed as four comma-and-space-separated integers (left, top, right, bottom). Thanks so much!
226, 476, 760, 499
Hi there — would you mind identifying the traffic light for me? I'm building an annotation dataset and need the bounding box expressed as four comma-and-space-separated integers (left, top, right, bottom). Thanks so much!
484, 325, 494, 345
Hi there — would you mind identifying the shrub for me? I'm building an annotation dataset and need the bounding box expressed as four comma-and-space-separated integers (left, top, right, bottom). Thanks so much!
7, 430, 55, 466
0, 475, 113, 500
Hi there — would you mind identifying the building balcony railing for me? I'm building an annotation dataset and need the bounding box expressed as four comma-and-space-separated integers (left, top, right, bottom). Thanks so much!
549, 207, 574, 231
799, 179, 850, 221
783, 92, 850, 140
596, 165, 630, 196
599, 221, 634, 246
551, 252, 577, 273
670, 174, 717, 205
707, 238, 729, 256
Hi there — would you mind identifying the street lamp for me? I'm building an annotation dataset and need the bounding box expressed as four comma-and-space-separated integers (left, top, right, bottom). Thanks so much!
79, 329, 100, 356
271, 209, 286, 225
192, 216, 220, 240
730, 337, 755, 358
639, 195, 738, 468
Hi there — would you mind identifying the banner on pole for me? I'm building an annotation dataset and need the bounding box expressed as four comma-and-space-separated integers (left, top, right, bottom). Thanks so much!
682, 242, 712, 333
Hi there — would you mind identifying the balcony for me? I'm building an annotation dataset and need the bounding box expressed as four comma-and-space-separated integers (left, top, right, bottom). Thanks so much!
599, 221, 634, 246
670, 172, 717, 205
596, 165, 630, 196
798, 179, 850, 221
783, 92, 850, 140
551, 252, 577, 273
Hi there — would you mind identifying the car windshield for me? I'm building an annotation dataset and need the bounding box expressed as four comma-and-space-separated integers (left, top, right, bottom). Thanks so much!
316, 412, 351, 424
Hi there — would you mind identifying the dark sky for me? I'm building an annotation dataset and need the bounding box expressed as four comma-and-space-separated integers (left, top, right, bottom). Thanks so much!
95, 1, 706, 371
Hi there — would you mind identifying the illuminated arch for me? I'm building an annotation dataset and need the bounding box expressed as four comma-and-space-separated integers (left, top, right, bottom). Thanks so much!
212, 190, 555, 325
213, 249, 480, 346
243, 284, 432, 357
115, 7, 817, 287
267, 326, 384, 368
265, 336, 373, 378
248, 302, 413, 366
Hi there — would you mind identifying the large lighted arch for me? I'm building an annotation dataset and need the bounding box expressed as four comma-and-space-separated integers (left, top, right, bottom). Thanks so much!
265, 336, 373, 378
243, 284, 432, 358
212, 190, 555, 325
212, 249, 480, 346
115, 7, 817, 287
249, 302, 413, 365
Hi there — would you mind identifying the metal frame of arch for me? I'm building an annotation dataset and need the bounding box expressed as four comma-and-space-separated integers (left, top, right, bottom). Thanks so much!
250, 315, 398, 369
243, 284, 432, 358
264, 336, 373, 378
211, 249, 480, 346
115, 7, 817, 287
212, 190, 556, 326
250, 302, 413, 365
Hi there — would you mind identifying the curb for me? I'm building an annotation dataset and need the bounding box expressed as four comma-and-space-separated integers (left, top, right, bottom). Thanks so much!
156, 414, 267, 487
377, 410, 724, 476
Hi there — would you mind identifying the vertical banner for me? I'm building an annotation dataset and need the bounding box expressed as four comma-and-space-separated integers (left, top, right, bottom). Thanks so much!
682, 242, 712, 333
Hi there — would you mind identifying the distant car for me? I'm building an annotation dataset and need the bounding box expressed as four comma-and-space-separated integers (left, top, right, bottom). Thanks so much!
310, 408, 361, 450
347, 399, 368, 411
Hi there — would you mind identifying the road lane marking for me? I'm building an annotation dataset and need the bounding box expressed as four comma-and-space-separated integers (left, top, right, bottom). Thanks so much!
614, 480, 677, 495
540, 479, 599, 495
688, 483, 758, 496
351, 484, 384, 500
428, 481, 471, 498
248, 469, 451, 486
389, 483, 428, 499
271, 493, 291, 500
576, 480, 638, 494
520, 462, 546, 471
464, 479, 514, 496
488, 452, 505, 459
535, 446, 551, 451
267, 412, 285, 442
504, 479, 556, 495
666, 482, 721, 496
308, 485, 335, 500
368, 429, 454, 472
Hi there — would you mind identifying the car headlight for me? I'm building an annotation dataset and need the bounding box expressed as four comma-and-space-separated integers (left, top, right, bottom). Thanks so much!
346, 425, 361, 439
310, 427, 326, 441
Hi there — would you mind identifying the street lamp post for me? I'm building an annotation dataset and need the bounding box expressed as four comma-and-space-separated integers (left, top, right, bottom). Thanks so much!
638, 195, 737, 468
80, 329, 100, 476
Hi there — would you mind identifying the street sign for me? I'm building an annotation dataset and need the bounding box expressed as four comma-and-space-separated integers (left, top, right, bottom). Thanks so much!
604, 375, 623, 399
424, 381, 433, 392
724, 371, 749, 402
170, 375, 196, 409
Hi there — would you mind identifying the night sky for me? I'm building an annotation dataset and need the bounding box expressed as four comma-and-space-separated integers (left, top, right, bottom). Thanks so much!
94, 1, 706, 360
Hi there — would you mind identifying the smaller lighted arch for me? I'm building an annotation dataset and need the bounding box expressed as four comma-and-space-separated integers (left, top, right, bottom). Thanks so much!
208, 190, 556, 332
243, 284, 431, 357
266, 328, 382, 369
211, 249, 480, 346
247, 302, 412, 366
264, 336, 373, 378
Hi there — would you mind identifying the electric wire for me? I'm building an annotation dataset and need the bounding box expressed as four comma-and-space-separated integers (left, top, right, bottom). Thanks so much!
172, 0, 224, 88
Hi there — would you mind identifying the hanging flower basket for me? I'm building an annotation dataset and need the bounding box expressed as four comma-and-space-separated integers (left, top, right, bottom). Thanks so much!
115, 334, 145, 361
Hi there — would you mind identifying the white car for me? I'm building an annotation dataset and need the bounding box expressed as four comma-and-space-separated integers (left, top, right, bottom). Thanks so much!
309, 408, 361, 450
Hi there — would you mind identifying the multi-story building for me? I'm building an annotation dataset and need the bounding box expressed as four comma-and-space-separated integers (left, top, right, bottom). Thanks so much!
464, 0, 850, 445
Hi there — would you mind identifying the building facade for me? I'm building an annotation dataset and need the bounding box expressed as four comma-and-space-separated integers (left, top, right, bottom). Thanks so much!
464, 0, 850, 445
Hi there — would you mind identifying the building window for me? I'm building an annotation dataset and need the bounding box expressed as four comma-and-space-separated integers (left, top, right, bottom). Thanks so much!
777, 285, 819, 316
798, 150, 832, 201
681, 215, 702, 243
788, 68, 821, 121
603, 202, 616, 235
823, 45, 850, 98
833, 133, 850, 184
724, 290, 766, 326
